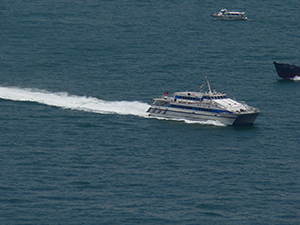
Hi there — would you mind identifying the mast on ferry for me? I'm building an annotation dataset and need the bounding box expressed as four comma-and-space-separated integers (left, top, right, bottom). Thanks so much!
205, 77, 212, 93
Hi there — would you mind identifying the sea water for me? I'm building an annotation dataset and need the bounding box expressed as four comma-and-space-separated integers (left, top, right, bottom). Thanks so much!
1, 0, 300, 224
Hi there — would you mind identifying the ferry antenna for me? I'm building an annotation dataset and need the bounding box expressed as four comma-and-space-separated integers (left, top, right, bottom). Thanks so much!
205, 77, 212, 93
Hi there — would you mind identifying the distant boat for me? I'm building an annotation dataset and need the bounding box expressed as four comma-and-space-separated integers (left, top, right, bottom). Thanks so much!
211, 8, 247, 20
273, 61, 300, 79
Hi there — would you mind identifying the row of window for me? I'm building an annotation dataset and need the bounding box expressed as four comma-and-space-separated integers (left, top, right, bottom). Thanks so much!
170, 104, 221, 113
175, 96, 198, 101
210, 96, 227, 99
175, 95, 227, 100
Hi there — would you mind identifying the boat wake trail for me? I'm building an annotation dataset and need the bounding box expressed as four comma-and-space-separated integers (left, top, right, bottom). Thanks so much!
0, 86, 150, 117
0, 86, 226, 126
292, 76, 300, 81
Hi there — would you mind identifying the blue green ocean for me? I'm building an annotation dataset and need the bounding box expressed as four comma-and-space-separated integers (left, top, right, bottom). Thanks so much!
1, 1, 300, 224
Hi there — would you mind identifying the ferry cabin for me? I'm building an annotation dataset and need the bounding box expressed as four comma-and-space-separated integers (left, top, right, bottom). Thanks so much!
151, 92, 233, 115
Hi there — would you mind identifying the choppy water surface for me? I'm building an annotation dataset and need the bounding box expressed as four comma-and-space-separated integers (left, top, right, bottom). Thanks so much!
1, 1, 300, 224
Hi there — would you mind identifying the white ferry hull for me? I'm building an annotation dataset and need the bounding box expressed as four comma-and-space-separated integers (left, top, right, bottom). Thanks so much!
147, 107, 237, 126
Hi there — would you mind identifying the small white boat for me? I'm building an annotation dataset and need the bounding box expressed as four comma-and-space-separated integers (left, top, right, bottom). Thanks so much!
211, 8, 247, 20
146, 77, 260, 126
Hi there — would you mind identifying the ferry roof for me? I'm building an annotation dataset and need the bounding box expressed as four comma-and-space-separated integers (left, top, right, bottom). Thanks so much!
174, 91, 226, 97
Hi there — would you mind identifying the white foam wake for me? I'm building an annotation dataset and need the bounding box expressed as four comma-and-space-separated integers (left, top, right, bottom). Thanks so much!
292, 76, 300, 81
0, 86, 226, 126
0, 86, 150, 117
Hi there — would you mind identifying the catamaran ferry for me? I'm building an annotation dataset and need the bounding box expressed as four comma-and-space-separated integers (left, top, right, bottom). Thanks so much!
146, 78, 260, 126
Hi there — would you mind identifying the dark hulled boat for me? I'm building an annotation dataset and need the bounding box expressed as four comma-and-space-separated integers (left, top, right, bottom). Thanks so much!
273, 61, 300, 79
